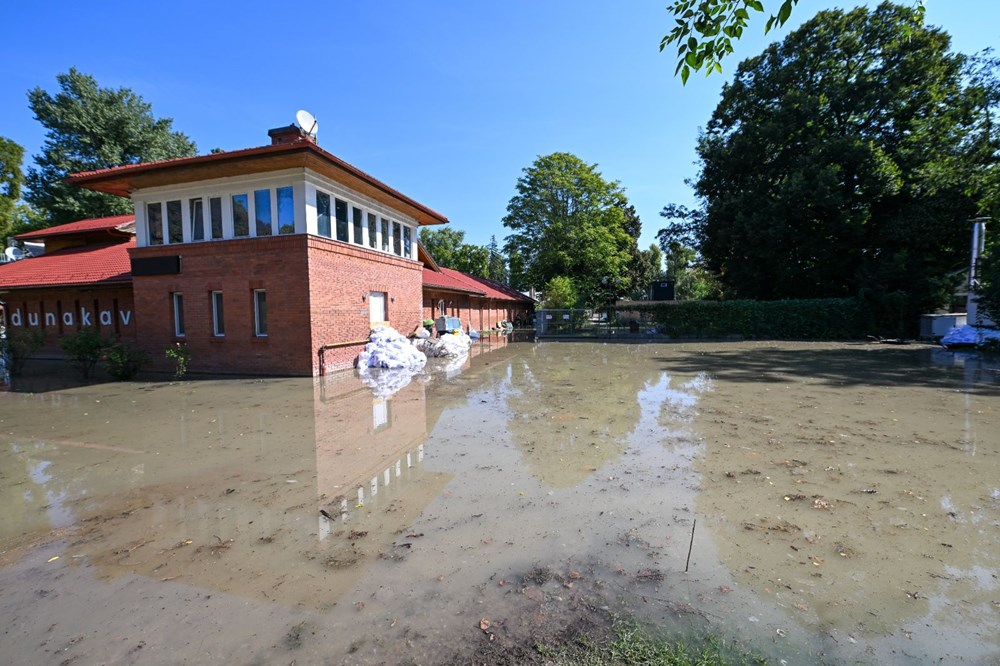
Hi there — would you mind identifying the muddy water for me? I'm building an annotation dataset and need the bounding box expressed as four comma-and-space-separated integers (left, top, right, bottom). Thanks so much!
1, 341, 998, 664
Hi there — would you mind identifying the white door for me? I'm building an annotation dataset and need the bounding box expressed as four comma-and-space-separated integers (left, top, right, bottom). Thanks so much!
369, 292, 386, 325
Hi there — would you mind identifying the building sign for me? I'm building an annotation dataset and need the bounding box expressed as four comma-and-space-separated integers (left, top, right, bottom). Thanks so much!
8, 306, 133, 328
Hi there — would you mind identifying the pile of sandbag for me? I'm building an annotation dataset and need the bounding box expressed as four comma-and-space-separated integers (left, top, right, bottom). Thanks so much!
941, 325, 1000, 348
423, 329, 473, 358
356, 326, 427, 370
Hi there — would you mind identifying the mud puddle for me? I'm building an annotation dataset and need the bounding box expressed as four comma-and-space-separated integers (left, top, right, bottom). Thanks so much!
1, 341, 998, 664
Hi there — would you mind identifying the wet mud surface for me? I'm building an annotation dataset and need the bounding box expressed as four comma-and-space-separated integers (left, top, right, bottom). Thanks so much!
1, 340, 998, 664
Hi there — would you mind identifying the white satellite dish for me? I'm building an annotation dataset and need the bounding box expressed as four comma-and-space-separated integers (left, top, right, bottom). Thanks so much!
4, 246, 23, 261
295, 109, 319, 138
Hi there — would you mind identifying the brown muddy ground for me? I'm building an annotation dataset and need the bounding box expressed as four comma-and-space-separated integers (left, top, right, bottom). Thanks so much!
1, 340, 998, 665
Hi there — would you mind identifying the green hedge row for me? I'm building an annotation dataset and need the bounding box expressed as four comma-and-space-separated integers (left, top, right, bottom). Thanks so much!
626, 298, 867, 339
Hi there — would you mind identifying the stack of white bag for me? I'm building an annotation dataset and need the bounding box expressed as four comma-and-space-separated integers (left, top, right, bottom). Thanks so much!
356, 326, 428, 370
424, 330, 473, 358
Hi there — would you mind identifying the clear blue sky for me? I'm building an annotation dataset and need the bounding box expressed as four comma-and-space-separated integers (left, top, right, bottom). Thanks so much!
1, 1, 997, 252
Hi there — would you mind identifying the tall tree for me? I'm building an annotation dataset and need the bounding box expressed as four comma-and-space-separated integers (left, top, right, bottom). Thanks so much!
0, 137, 24, 239
486, 235, 508, 283
659, 3, 995, 330
26, 68, 197, 226
420, 226, 491, 277
502, 153, 634, 305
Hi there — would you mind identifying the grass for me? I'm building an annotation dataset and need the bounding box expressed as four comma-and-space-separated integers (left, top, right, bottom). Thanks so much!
537, 620, 768, 666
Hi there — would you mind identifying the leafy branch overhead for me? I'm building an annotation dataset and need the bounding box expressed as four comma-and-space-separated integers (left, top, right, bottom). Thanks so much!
661, 0, 926, 83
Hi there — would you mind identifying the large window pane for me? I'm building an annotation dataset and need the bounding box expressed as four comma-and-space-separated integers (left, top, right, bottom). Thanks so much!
335, 198, 349, 242
393, 221, 402, 255
380, 218, 389, 252
367, 213, 378, 249
403, 226, 412, 257
190, 199, 205, 241
212, 291, 225, 336
210, 197, 223, 239
147, 203, 163, 245
352, 206, 364, 245
172, 292, 185, 337
254, 189, 272, 236
316, 191, 331, 237
167, 200, 183, 244
277, 186, 295, 234
232, 194, 249, 237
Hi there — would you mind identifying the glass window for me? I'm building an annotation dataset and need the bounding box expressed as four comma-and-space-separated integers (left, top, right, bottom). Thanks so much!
393, 221, 402, 255
381, 217, 390, 252
253, 289, 267, 337
352, 206, 364, 245
277, 186, 295, 234
211, 291, 225, 337
403, 226, 412, 257
367, 213, 378, 249
147, 203, 163, 245
254, 189, 272, 236
190, 199, 205, 241
232, 194, 249, 237
316, 191, 331, 237
172, 293, 185, 337
335, 198, 349, 242
210, 197, 223, 239
167, 200, 183, 244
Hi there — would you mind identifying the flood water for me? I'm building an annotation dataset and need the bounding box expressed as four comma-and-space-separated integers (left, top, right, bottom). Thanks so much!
1, 340, 999, 665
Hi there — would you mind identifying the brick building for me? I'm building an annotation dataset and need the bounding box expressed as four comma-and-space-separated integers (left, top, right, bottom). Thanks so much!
0, 126, 533, 376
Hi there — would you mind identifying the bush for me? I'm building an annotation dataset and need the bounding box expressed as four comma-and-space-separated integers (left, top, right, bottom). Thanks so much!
60, 328, 110, 380
6, 328, 45, 376
103, 342, 148, 380
165, 342, 191, 379
629, 298, 867, 339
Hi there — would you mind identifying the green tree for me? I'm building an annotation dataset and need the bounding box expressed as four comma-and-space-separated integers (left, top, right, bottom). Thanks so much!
628, 243, 665, 299
661, 0, 925, 82
25, 68, 197, 226
420, 226, 491, 277
502, 153, 634, 305
541, 276, 577, 309
659, 3, 994, 332
0, 137, 24, 239
486, 235, 508, 282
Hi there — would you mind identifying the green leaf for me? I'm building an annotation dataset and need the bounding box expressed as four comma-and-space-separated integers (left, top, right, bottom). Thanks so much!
777, 0, 793, 25
680, 65, 691, 85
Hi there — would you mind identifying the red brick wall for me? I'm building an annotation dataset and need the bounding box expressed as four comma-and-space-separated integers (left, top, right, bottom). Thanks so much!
131, 235, 314, 376
1, 285, 136, 356
422, 289, 531, 333
307, 237, 423, 374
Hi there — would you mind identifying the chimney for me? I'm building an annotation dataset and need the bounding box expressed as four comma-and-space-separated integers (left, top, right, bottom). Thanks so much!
267, 124, 314, 146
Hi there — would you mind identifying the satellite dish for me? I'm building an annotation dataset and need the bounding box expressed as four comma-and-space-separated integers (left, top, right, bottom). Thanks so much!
5, 246, 23, 261
295, 109, 319, 138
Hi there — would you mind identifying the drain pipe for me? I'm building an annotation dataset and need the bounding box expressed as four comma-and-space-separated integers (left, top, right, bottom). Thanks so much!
317, 340, 369, 376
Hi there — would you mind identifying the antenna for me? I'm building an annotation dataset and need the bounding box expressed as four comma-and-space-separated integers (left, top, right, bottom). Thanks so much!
295, 110, 319, 139
4, 246, 23, 262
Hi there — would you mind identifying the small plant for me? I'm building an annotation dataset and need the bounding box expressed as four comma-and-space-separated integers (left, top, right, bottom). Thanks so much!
60, 328, 109, 380
165, 342, 191, 379
422, 319, 435, 328
103, 342, 148, 381
6, 328, 45, 376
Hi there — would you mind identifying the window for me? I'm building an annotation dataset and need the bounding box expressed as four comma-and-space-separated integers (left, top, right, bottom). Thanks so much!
232, 194, 249, 237
403, 226, 412, 257
352, 206, 364, 245
372, 399, 390, 430
172, 293, 185, 337
254, 189, 272, 236
369, 291, 386, 324
316, 191, 331, 237
393, 222, 402, 255
147, 203, 163, 245
253, 289, 267, 337
210, 197, 223, 239
381, 217, 390, 252
335, 198, 349, 242
167, 200, 183, 244
277, 186, 295, 234
211, 291, 225, 337
190, 199, 205, 241
367, 213, 378, 249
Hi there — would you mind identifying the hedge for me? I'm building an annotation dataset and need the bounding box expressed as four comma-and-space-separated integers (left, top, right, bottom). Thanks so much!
625, 298, 868, 339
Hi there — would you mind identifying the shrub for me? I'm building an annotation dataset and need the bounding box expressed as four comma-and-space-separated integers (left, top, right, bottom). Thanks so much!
103, 342, 148, 381
60, 328, 110, 380
6, 328, 45, 376
165, 342, 191, 379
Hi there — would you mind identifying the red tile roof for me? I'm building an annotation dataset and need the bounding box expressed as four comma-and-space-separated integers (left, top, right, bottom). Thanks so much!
422, 266, 535, 303
0, 240, 134, 291
16, 215, 135, 240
